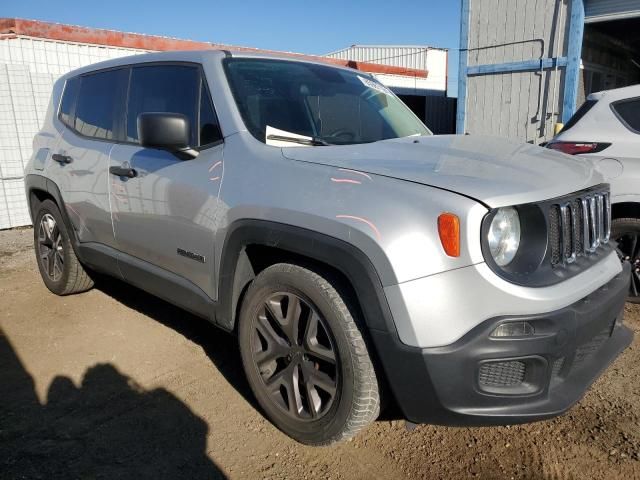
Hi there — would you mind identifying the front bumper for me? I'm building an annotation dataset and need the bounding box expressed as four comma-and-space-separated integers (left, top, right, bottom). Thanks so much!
371, 263, 632, 425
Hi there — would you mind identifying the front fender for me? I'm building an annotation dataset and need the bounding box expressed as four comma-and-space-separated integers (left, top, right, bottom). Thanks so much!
216, 219, 397, 334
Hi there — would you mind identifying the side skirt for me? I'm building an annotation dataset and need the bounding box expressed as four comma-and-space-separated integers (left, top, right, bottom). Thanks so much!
77, 242, 221, 327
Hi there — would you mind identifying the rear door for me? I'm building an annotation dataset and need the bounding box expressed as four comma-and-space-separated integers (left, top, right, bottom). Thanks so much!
50, 68, 128, 249
108, 63, 224, 299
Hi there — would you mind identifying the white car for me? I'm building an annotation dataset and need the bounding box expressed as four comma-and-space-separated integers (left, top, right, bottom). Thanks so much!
548, 85, 640, 302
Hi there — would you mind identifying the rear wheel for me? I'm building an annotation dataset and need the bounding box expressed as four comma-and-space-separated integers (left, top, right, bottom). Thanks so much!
612, 217, 640, 303
238, 263, 380, 445
34, 199, 94, 295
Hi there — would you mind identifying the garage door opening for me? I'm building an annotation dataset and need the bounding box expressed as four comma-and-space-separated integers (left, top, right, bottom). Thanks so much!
581, 17, 640, 100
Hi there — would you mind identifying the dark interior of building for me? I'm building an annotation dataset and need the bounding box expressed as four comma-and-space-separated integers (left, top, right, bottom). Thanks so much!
582, 18, 640, 98
397, 94, 457, 135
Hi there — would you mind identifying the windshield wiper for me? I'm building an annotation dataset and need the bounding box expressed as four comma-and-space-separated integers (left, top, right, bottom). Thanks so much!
266, 134, 332, 146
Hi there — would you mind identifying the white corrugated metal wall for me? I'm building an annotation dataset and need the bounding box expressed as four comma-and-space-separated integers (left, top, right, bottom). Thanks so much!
326, 45, 431, 69
325, 45, 448, 93
0, 36, 145, 229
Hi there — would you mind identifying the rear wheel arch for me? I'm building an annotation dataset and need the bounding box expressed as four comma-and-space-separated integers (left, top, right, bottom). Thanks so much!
25, 175, 79, 249
26, 174, 53, 219
29, 188, 51, 216
33, 198, 94, 295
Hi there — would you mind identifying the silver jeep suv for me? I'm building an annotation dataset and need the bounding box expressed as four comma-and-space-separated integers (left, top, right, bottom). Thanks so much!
25, 50, 632, 445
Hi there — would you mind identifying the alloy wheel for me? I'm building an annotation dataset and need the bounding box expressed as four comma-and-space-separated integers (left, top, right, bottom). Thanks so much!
251, 292, 339, 421
615, 232, 640, 300
38, 213, 64, 282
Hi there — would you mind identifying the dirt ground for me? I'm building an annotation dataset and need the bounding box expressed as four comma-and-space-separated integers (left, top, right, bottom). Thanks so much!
1, 228, 639, 480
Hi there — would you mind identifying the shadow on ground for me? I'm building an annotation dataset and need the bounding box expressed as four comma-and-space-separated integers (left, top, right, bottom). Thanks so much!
0, 325, 227, 479
93, 274, 406, 422
93, 275, 259, 410
94, 275, 404, 422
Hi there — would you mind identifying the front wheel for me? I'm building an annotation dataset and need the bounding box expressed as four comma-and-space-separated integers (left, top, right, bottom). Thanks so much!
612, 217, 640, 303
238, 263, 380, 445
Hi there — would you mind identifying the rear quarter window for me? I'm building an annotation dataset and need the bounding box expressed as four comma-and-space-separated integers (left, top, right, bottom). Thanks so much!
560, 99, 597, 133
612, 98, 640, 134
58, 77, 80, 129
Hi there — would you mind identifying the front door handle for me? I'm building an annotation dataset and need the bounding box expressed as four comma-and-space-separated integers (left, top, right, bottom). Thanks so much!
109, 166, 138, 178
52, 154, 73, 164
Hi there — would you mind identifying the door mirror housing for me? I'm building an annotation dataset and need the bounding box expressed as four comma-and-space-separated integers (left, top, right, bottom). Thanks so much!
137, 112, 198, 160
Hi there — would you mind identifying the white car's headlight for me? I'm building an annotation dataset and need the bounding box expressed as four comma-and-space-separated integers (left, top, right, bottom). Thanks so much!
487, 207, 521, 266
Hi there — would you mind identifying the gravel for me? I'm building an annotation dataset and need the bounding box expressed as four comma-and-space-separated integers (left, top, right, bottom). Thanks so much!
1, 227, 638, 479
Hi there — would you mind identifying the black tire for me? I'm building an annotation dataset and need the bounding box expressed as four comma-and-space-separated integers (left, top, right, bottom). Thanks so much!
33, 199, 94, 296
238, 263, 380, 445
612, 217, 640, 303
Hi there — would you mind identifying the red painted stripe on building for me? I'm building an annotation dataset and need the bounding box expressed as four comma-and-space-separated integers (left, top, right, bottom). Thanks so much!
0, 18, 428, 78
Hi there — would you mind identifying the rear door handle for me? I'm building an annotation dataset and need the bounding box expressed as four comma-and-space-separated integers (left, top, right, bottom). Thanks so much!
52, 154, 73, 164
109, 166, 138, 178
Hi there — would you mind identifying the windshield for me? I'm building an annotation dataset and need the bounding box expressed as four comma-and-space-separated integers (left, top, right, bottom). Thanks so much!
223, 58, 431, 146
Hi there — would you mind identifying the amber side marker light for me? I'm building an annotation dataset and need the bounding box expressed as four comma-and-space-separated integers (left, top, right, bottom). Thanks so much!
438, 213, 460, 257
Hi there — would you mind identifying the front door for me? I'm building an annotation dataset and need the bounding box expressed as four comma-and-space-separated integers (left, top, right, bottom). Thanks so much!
108, 63, 224, 300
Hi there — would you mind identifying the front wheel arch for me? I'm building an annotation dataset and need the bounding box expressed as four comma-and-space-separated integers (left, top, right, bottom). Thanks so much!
216, 220, 397, 335
217, 221, 400, 415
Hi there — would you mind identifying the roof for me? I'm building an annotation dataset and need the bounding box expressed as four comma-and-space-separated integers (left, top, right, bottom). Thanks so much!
588, 83, 640, 101
56, 49, 399, 81
0, 18, 427, 78
54, 50, 227, 79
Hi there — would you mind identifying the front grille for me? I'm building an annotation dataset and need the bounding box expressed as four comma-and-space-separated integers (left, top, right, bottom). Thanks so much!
478, 361, 526, 388
549, 189, 611, 267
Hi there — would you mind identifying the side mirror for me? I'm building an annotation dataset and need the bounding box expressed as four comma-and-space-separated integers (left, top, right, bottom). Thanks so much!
137, 112, 198, 160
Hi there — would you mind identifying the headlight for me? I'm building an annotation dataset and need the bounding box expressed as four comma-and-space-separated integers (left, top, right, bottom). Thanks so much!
487, 207, 521, 266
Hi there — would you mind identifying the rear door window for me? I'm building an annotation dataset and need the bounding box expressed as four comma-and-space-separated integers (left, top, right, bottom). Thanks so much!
612, 98, 640, 133
126, 65, 200, 145
74, 68, 128, 140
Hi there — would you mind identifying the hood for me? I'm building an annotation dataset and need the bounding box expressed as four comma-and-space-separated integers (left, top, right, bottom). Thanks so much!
281, 135, 603, 208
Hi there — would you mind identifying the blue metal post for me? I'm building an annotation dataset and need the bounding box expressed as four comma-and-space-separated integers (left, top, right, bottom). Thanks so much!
562, 0, 585, 123
456, 0, 470, 134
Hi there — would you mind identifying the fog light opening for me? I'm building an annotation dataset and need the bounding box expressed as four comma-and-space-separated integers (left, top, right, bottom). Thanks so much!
491, 321, 535, 338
